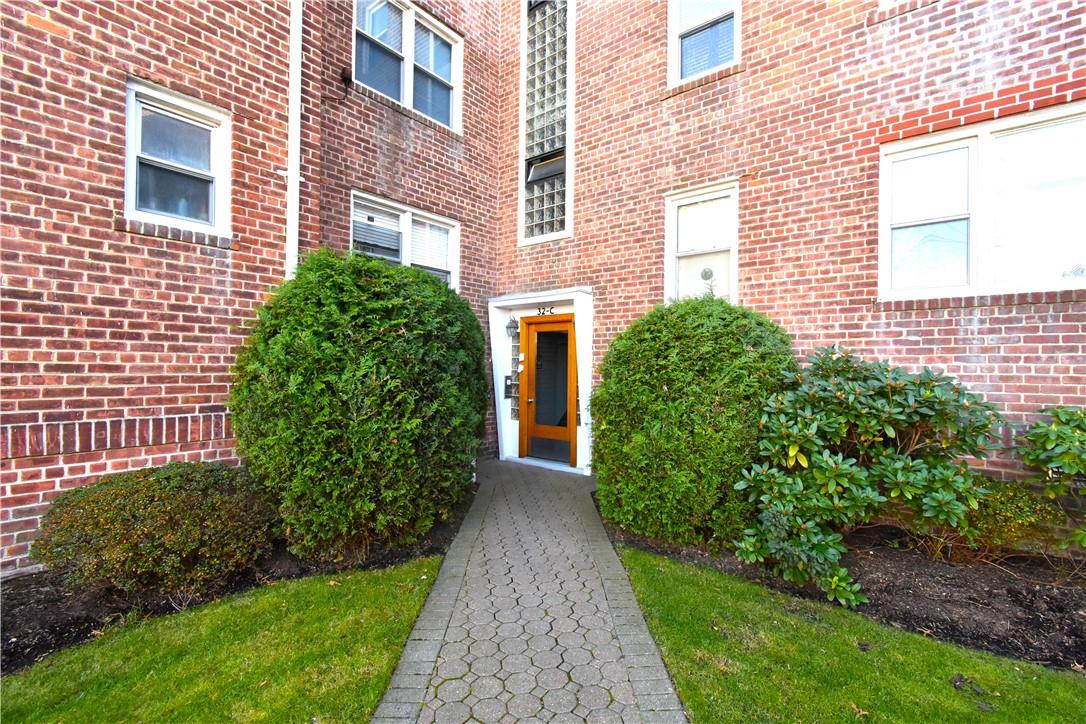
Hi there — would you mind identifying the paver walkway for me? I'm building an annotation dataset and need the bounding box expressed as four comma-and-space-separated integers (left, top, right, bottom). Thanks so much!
373, 461, 687, 724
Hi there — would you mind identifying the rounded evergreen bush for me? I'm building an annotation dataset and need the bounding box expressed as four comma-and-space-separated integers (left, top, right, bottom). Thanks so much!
230, 250, 487, 561
591, 296, 796, 546
32, 462, 275, 606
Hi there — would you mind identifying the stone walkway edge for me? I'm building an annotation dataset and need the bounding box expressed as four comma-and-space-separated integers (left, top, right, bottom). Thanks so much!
372, 461, 688, 724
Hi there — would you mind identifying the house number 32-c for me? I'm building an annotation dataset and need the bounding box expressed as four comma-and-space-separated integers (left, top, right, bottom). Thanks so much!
536, 306, 555, 315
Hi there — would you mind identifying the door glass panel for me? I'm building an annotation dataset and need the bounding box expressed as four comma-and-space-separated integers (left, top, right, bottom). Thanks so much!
534, 330, 568, 427
530, 437, 570, 463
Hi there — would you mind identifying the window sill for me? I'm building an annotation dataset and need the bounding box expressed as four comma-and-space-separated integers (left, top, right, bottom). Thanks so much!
349, 82, 463, 141
866, 0, 940, 26
664, 62, 746, 100
874, 287, 1086, 312
518, 231, 572, 248
115, 216, 236, 250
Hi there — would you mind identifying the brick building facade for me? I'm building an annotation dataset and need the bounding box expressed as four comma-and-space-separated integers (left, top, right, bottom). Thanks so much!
3, 0, 1084, 573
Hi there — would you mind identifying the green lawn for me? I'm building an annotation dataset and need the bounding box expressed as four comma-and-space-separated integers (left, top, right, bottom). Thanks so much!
621, 548, 1086, 723
2, 557, 440, 723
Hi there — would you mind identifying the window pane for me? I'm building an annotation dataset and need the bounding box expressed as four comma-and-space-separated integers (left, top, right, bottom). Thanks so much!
352, 200, 402, 261
677, 0, 735, 31
890, 220, 968, 289
534, 330, 568, 428
890, 147, 969, 224
677, 250, 731, 299
411, 219, 450, 272
680, 14, 734, 79
358, 0, 402, 51
356, 35, 402, 100
140, 108, 211, 171
990, 116, 1086, 289
677, 195, 737, 253
353, 221, 401, 261
413, 69, 452, 125
137, 161, 211, 222
415, 24, 452, 82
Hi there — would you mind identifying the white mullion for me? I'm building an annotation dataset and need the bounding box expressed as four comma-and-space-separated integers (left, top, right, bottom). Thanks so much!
401, 210, 413, 268
969, 133, 985, 293
403, 7, 415, 112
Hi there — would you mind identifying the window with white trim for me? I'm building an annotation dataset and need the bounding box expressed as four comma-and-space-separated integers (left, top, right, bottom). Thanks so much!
669, 0, 741, 86
124, 79, 231, 236
354, 0, 462, 130
351, 192, 460, 287
664, 181, 739, 301
521, 0, 572, 242
879, 102, 1086, 300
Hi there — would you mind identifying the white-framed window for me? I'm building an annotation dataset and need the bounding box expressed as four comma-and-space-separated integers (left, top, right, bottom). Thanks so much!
519, 0, 575, 245
668, 0, 741, 87
124, 78, 231, 236
353, 0, 463, 131
879, 102, 1086, 300
350, 191, 460, 288
664, 180, 740, 301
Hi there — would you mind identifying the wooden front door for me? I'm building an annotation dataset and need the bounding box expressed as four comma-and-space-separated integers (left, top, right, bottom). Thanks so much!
519, 314, 577, 466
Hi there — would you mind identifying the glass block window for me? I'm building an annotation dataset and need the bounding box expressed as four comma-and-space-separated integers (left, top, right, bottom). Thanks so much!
354, 1, 462, 129
124, 79, 231, 236
351, 192, 459, 287
524, 0, 570, 239
879, 103, 1086, 299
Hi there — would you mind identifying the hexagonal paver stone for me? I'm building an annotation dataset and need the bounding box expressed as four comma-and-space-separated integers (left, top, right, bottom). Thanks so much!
472, 697, 507, 722
536, 667, 569, 690
578, 684, 612, 710
434, 701, 471, 724
437, 678, 470, 703
542, 688, 578, 714
508, 692, 543, 718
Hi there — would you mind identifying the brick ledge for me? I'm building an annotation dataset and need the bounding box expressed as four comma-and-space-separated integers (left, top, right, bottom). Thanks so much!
114, 216, 237, 250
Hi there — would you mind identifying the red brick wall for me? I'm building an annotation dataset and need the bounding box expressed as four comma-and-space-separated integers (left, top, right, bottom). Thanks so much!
492, 0, 1085, 476
299, 0, 504, 451
1, 0, 292, 573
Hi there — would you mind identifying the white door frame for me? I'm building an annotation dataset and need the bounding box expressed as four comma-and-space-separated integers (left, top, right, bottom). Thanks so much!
487, 287, 593, 474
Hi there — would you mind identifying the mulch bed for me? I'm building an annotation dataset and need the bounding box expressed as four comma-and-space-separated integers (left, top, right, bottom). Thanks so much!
605, 522, 1086, 669
1, 484, 476, 675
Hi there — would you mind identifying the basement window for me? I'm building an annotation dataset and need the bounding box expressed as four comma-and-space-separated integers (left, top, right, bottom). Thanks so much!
351, 191, 460, 287
354, 0, 463, 130
124, 79, 231, 237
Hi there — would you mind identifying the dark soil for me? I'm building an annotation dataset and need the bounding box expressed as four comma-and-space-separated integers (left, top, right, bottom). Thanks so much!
604, 521, 1086, 669
1, 484, 475, 674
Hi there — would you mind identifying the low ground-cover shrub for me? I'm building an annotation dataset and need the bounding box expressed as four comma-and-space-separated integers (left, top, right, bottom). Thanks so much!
922, 479, 1063, 560
1022, 406, 1086, 550
735, 348, 1000, 605
592, 297, 796, 546
32, 462, 275, 607
230, 250, 487, 561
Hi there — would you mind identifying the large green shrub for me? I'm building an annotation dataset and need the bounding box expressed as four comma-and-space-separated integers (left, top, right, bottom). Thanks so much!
230, 250, 487, 561
591, 297, 796, 545
1021, 406, 1086, 550
735, 348, 1000, 605
32, 462, 275, 607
